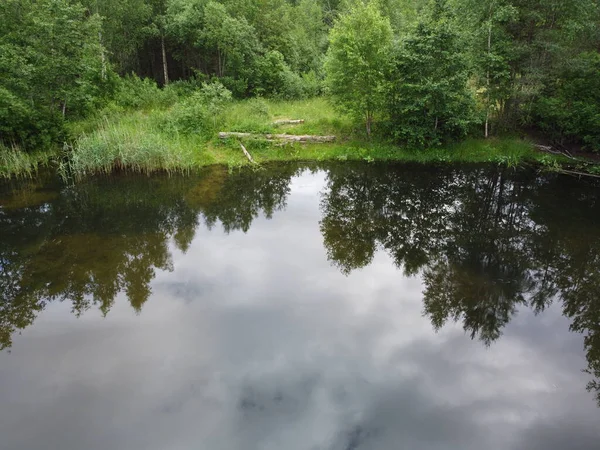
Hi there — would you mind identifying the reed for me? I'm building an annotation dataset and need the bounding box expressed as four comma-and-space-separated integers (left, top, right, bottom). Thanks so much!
0, 144, 53, 180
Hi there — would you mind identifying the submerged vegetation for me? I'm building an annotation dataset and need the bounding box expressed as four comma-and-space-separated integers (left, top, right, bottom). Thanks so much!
1, 0, 600, 179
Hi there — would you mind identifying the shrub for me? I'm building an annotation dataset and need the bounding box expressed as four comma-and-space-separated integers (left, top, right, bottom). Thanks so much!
166, 81, 232, 135
200, 80, 233, 119
300, 71, 323, 98
167, 93, 210, 135
534, 52, 600, 152
221, 76, 249, 98
165, 75, 208, 98
384, 3, 478, 147
115, 75, 177, 110
247, 97, 270, 117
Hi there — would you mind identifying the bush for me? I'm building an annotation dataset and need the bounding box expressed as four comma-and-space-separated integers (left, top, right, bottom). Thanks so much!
252, 50, 317, 100
278, 71, 308, 100
384, 5, 478, 147
0, 87, 65, 150
221, 76, 249, 98
165, 75, 208, 98
115, 75, 178, 110
300, 71, 323, 98
166, 81, 232, 135
166, 93, 210, 135
247, 97, 270, 117
534, 52, 600, 152
200, 80, 233, 117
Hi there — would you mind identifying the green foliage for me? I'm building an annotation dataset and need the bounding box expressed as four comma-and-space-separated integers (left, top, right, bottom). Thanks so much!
386, 0, 478, 147
167, 92, 210, 135
114, 75, 178, 110
165, 75, 208, 97
67, 118, 196, 179
200, 80, 233, 117
3, 0, 599, 169
252, 50, 319, 99
0, 144, 53, 179
0, 0, 112, 150
247, 98, 270, 117
201, 1, 261, 83
166, 80, 232, 134
453, 0, 600, 133
534, 52, 600, 152
80, 0, 154, 74
325, 1, 393, 136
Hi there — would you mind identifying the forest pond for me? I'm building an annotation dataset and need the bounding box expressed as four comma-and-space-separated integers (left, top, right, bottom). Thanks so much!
1, 162, 600, 450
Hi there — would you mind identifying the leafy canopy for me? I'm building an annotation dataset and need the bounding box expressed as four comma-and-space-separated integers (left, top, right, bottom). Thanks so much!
324, 1, 393, 136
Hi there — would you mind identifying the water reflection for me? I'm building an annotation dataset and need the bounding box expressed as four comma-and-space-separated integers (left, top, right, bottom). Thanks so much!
319, 163, 600, 402
1, 162, 600, 409
0, 165, 299, 349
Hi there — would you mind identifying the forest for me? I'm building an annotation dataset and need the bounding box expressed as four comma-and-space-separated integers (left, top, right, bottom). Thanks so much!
1, 0, 600, 177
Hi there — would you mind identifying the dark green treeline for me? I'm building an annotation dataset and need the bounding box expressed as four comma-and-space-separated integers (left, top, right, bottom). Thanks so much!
1, 0, 599, 152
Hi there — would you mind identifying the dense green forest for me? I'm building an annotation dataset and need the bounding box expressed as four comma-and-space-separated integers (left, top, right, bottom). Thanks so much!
1, 0, 600, 175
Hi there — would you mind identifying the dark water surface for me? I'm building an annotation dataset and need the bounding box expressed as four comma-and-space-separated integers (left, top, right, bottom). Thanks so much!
1, 163, 600, 450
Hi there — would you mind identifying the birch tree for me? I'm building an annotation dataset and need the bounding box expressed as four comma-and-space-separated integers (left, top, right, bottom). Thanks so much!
324, 1, 393, 137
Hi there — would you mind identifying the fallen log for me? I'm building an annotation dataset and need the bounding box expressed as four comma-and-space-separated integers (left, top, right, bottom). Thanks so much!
268, 134, 336, 143
218, 132, 335, 143
273, 119, 305, 125
534, 143, 577, 160
555, 168, 600, 179
240, 142, 254, 163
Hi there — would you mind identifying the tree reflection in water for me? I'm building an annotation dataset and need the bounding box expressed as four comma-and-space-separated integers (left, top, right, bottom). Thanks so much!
0, 164, 299, 349
319, 162, 600, 403
2, 162, 600, 404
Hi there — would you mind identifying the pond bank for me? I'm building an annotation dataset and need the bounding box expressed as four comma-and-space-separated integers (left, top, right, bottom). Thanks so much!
1, 138, 556, 181
1, 97, 596, 180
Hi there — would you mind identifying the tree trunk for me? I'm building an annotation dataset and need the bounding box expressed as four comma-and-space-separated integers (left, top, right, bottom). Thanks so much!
218, 132, 336, 143
366, 113, 372, 137
99, 31, 106, 80
96, 1, 107, 81
485, 2, 493, 138
273, 119, 305, 125
240, 142, 255, 163
161, 33, 169, 86
217, 48, 224, 77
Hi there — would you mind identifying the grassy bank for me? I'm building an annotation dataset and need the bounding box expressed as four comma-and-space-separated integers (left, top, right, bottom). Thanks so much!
0, 145, 55, 180
0, 97, 578, 180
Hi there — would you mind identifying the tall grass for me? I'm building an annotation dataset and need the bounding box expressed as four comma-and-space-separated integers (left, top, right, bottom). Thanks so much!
0, 144, 53, 180
63, 96, 562, 180
65, 116, 198, 180
220, 97, 355, 136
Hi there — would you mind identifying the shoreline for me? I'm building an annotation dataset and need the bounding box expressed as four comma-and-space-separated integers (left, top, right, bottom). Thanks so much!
1, 137, 594, 182
2, 97, 598, 181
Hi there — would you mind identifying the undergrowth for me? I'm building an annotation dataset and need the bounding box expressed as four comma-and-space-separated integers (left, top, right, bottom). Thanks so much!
3, 94, 579, 180
0, 144, 54, 180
